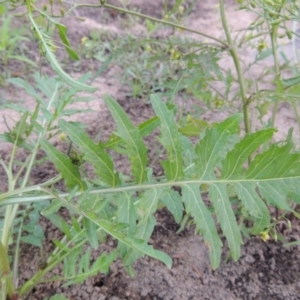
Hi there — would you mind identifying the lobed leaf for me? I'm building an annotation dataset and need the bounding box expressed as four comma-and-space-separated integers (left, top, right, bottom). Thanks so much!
195, 114, 242, 180
59, 119, 120, 187
40, 139, 85, 190
182, 184, 222, 269
151, 95, 183, 181
209, 184, 243, 261
104, 95, 148, 184
221, 129, 276, 179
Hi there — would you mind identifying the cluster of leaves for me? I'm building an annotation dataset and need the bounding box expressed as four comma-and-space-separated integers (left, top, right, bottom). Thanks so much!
13, 94, 298, 273
2, 0, 300, 299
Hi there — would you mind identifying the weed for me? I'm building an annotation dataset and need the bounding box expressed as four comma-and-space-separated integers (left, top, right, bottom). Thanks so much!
1, 0, 300, 299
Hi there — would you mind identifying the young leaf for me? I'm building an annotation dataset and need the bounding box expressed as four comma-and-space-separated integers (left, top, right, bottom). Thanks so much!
195, 114, 242, 180
40, 139, 85, 190
59, 119, 120, 187
55, 23, 79, 60
182, 184, 222, 269
151, 94, 183, 181
104, 95, 148, 184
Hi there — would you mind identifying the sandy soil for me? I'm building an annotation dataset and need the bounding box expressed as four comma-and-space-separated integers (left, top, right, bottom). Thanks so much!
1, 1, 300, 300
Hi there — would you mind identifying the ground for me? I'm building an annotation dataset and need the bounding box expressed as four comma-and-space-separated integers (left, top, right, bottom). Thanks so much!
1, 0, 300, 299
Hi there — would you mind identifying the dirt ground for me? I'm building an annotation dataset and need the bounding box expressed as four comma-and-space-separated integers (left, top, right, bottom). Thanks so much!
1, 0, 300, 299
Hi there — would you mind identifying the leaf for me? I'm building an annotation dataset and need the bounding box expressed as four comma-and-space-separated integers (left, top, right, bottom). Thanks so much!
209, 184, 243, 261
103, 116, 160, 149
233, 182, 270, 234
50, 190, 172, 268
116, 192, 137, 236
104, 95, 148, 184
55, 23, 79, 60
59, 119, 120, 187
28, 14, 95, 92
40, 139, 85, 190
161, 189, 183, 223
182, 184, 222, 269
221, 129, 276, 179
282, 75, 300, 87
195, 114, 242, 180
83, 217, 99, 249
151, 94, 183, 181
121, 188, 162, 266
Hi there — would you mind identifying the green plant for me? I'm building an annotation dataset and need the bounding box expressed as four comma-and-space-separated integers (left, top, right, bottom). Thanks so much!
1, 0, 300, 299
0, 4, 35, 84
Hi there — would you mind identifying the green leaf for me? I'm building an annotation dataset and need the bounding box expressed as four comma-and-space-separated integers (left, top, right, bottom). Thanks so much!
182, 184, 222, 269
209, 184, 243, 261
104, 95, 148, 184
50, 190, 172, 268
121, 188, 162, 266
83, 217, 99, 249
55, 23, 79, 60
151, 94, 183, 181
59, 119, 120, 187
161, 189, 183, 223
103, 116, 160, 149
40, 139, 85, 190
28, 14, 95, 92
282, 75, 300, 87
116, 192, 137, 236
195, 114, 242, 180
233, 182, 270, 234
221, 129, 276, 179
179, 118, 208, 137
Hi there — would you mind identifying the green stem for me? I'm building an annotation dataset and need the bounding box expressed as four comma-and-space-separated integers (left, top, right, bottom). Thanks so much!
219, 0, 250, 135
270, 24, 281, 127
0, 242, 15, 299
18, 230, 86, 297
66, 3, 228, 47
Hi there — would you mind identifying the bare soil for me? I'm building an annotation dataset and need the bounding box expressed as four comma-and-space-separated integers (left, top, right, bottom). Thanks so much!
1, 1, 300, 300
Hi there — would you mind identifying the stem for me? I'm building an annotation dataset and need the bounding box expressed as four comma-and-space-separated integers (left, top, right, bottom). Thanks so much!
270, 23, 281, 127
0, 242, 15, 299
219, 0, 250, 135
66, 3, 228, 47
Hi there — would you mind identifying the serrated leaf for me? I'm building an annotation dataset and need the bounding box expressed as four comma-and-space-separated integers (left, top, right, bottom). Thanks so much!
116, 192, 137, 236
222, 129, 276, 179
50, 190, 172, 268
40, 139, 85, 190
182, 184, 222, 269
195, 114, 242, 180
103, 116, 160, 149
104, 95, 148, 184
55, 23, 79, 60
121, 188, 162, 266
91, 250, 118, 274
59, 119, 120, 187
209, 184, 242, 261
233, 182, 270, 234
151, 94, 183, 181
161, 190, 183, 223
83, 217, 99, 249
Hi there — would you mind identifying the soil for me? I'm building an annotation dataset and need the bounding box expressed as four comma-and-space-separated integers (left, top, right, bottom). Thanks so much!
1, 1, 300, 300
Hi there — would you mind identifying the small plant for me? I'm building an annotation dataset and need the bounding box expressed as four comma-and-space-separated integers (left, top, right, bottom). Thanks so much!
1, 0, 300, 299
0, 4, 35, 85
